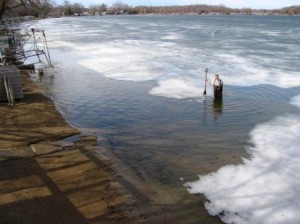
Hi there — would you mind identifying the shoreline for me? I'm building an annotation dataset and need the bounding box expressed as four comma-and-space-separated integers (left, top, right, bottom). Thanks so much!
0, 71, 140, 223
0, 70, 225, 224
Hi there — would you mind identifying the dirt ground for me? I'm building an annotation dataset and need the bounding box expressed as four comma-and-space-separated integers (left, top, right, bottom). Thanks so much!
0, 72, 140, 224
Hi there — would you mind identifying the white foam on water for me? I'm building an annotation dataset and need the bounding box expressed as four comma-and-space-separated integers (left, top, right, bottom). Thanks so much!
185, 96, 300, 224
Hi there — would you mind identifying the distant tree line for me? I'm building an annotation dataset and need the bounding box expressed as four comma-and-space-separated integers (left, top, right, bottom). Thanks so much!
0, 0, 300, 20
110, 4, 300, 15
57, 3, 300, 16
273, 6, 300, 15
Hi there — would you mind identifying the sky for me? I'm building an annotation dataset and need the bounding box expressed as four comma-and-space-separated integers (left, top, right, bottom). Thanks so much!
56, 0, 299, 9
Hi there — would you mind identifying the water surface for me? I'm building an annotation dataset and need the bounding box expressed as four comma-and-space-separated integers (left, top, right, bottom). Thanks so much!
30, 15, 300, 223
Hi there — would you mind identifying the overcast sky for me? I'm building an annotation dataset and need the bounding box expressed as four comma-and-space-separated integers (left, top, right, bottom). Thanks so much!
56, 0, 299, 9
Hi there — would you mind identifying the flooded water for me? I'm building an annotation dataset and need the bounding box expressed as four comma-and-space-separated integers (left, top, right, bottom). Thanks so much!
28, 15, 300, 223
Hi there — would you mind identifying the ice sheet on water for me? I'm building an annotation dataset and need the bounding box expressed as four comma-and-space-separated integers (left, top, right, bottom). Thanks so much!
76, 42, 299, 98
34, 17, 300, 100
55, 39, 299, 99
185, 95, 300, 224
150, 78, 203, 99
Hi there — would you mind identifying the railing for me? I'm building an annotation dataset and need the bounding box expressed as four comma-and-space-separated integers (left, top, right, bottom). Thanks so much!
0, 16, 52, 68
0, 16, 36, 30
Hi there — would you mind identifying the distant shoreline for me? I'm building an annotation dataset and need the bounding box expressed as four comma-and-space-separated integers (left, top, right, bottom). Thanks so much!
53, 4, 300, 17
58, 13, 300, 18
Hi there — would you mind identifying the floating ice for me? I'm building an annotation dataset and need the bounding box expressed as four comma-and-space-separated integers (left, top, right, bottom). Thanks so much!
33, 17, 300, 99
150, 78, 203, 99
185, 95, 300, 224
291, 95, 300, 108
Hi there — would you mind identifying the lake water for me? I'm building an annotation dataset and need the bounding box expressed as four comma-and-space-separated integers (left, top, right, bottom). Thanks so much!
28, 15, 300, 223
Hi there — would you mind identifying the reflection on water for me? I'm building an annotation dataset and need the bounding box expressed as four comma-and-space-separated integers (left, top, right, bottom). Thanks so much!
213, 98, 223, 121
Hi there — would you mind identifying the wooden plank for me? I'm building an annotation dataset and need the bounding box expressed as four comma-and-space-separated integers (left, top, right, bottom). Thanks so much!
0, 65, 23, 102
